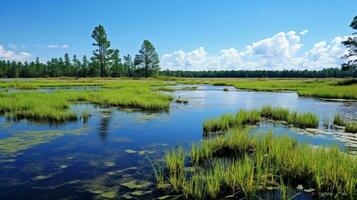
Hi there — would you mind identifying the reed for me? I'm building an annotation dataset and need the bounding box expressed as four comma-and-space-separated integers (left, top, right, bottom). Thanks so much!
204, 106, 319, 133
287, 111, 319, 128
160, 128, 357, 199
345, 123, 357, 133
333, 113, 345, 126
81, 110, 91, 123
165, 146, 185, 191
203, 113, 235, 132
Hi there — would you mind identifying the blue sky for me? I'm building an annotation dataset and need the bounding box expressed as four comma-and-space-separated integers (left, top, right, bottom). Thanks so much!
0, 0, 356, 70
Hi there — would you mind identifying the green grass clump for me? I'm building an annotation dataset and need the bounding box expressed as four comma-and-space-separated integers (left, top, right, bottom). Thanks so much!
345, 123, 357, 133
287, 111, 319, 128
203, 110, 260, 133
165, 146, 185, 191
260, 105, 290, 121
203, 114, 235, 132
160, 128, 357, 199
333, 113, 345, 126
204, 106, 319, 133
271, 107, 290, 121
0, 92, 77, 123
68, 88, 173, 111
234, 109, 261, 125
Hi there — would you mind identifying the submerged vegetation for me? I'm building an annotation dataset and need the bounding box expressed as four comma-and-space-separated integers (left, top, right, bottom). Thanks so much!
159, 128, 357, 199
0, 128, 87, 156
203, 106, 319, 133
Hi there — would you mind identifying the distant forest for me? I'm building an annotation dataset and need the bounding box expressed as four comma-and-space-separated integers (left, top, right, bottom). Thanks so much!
1, 58, 356, 78
160, 68, 357, 78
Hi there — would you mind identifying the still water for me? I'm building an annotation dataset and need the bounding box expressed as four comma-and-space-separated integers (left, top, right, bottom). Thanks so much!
0, 85, 356, 199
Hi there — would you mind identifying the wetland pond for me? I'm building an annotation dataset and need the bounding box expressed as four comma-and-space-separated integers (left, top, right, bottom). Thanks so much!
0, 85, 357, 199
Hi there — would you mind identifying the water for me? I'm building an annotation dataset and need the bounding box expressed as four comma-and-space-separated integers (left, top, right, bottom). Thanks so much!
0, 85, 356, 199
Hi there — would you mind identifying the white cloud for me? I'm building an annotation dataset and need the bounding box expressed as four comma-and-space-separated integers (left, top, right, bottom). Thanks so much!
0, 45, 32, 61
8, 43, 17, 49
46, 44, 69, 49
299, 30, 309, 35
161, 30, 349, 70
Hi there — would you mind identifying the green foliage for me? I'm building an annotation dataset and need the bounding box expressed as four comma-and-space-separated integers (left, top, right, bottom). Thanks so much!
204, 106, 319, 133
341, 16, 357, 71
91, 25, 117, 77
134, 40, 160, 78
334, 113, 346, 126
287, 111, 319, 128
161, 129, 357, 199
0, 79, 173, 122
345, 123, 357, 133
203, 113, 235, 132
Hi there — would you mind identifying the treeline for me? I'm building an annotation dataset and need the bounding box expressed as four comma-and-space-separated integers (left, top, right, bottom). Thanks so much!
0, 54, 138, 78
160, 68, 357, 78
1, 57, 356, 78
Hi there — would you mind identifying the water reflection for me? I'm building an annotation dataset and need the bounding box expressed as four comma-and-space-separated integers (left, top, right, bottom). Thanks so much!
99, 109, 112, 141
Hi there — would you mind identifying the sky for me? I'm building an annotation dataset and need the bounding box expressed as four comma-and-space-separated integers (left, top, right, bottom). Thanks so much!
0, 0, 356, 70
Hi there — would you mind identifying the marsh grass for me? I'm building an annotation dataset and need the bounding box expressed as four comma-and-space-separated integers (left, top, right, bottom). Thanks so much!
345, 123, 357, 133
203, 113, 235, 132
165, 146, 186, 191
204, 106, 319, 133
260, 106, 290, 122
333, 113, 346, 126
0, 92, 77, 123
287, 111, 319, 128
0, 80, 173, 122
176, 78, 357, 100
161, 128, 357, 199
81, 110, 91, 123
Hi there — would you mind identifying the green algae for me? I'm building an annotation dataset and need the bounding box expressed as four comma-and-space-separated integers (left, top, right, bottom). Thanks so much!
0, 127, 87, 157
124, 149, 137, 154
84, 175, 120, 200
59, 164, 68, 169
100, 191, 117, 199
131, 190, 151, 196
120, 180, 151, 189
32, 175, 52, 181
103, 160, 116, 167
121, 193, 133, 199
158, 195, 172, 200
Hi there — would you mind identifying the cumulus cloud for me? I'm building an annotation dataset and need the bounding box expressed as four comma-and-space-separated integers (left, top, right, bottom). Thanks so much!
0, 45, 32, 61
161, 30, 348, 70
